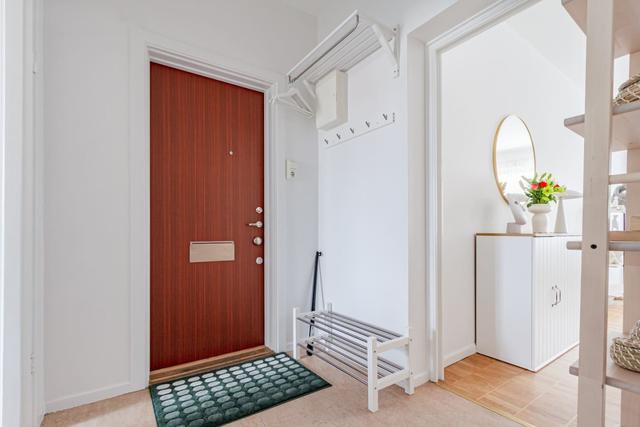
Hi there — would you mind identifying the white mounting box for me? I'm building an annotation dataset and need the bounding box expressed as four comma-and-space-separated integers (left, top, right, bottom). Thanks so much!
315, 70, 348, 130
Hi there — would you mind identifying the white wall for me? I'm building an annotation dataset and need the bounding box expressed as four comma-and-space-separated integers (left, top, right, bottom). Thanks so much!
440, 19, 585, 365
279, 106, 319, 348
318, 50, 408, 341
314, 0, 456, 379
43, 0, 318, 411
507, 0, 586, 90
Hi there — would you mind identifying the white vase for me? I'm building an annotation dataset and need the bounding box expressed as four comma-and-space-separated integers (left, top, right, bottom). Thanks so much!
528, 203, 552, 233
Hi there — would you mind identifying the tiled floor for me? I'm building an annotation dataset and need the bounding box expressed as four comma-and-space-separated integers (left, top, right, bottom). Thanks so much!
441, 299, 624, 427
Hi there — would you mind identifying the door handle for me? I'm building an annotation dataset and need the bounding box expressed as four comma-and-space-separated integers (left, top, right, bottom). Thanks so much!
247, 221, 263, 228
552, 286, 559, 307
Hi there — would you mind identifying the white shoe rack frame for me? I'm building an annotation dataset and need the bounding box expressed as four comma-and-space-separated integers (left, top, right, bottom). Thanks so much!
292, 304, 414, 412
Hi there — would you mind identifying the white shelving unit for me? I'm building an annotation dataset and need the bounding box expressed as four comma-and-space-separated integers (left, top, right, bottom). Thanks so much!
562, 0, 640, 59
292, 305, 413, 412
565, 101, 640, 152
562, 0, 640, 425
569, 334, 640, 396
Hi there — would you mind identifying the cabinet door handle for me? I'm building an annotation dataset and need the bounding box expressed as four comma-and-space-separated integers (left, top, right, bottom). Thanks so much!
558, 287, 562, 304
552, 286, 559, 307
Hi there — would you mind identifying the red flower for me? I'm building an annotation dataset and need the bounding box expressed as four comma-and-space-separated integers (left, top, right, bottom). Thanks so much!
531, 183, 539, 190
539, 181, 548, 188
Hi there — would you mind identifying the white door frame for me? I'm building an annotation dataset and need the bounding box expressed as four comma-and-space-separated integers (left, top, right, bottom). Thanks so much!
422, 0, 537, 379
128, 29, 283, 389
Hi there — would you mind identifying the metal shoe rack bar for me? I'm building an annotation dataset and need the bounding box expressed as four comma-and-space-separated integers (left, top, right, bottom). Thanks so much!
292, 304, 414, 412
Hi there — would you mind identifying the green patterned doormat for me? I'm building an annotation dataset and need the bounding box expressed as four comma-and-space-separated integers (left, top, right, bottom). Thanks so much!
150, 352, 330, 426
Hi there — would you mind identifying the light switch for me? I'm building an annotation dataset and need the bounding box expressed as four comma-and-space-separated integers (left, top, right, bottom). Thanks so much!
286, 160, 298, 180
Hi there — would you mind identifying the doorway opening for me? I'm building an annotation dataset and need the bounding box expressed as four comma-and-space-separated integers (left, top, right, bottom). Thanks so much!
432, 0, 629, 424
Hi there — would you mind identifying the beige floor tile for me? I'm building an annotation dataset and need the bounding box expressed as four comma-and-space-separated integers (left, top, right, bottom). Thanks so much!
445, 361, 477, 382
463, 353, 497, 369
516, 370, 558, 389
484, 375, 553, 411
516, 396, 574, 427
473, 362, 525, 388
445, 373, 498, 400
476, 392, 523, 416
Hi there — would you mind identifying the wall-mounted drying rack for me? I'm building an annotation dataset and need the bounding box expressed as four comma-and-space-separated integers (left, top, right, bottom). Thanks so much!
293, 304, 414, 412
287, 11, 398, 85
273, 11, 398, 118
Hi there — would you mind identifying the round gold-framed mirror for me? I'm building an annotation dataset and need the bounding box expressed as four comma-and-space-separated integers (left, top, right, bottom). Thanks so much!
493, 115, 536, 203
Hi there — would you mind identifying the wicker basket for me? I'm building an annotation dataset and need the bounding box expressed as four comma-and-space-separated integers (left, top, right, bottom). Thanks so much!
610, 320, 640, 373
632, 320, 640, 340
614, 73, 640, 105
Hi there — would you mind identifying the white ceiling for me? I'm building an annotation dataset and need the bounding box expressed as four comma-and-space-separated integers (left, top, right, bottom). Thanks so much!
275, 0, 327, 17
274, 0, 454, 39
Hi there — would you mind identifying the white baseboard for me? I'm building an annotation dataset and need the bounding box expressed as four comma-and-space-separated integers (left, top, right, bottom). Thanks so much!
412, 370, 432, 387
443, 343, 476, 367
45, 381, 139, 413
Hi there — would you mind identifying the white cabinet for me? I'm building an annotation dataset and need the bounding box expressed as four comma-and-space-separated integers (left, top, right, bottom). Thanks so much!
476, 234, 581, 371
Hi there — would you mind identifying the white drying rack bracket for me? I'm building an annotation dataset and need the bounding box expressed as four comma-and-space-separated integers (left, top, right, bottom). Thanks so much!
320, 112, 395, 148
269, 87, 314, 118
293, 304, 414, 412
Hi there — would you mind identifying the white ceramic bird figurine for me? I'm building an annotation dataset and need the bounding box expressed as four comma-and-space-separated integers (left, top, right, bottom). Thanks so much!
506, 193, 528, 234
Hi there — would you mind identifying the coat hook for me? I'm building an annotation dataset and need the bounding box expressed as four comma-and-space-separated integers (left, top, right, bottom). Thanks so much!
336, 133, 341, 140
350, 128, 355, 134
324, 138, 329, 144
365, 121, 371, 128
383, 113, 388, 120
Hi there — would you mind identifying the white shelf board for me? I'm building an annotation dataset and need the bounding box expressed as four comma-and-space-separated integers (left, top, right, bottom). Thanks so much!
562, 0, 640, 58
610, 172, 640, 185
569, 334, 640, 395
564, 101, 640, 152
567, 240, 640, 252
287, 11, 396, 85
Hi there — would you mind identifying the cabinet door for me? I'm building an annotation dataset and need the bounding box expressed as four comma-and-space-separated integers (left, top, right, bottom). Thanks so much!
533, 237, 581, 369
533, 237, 562, 369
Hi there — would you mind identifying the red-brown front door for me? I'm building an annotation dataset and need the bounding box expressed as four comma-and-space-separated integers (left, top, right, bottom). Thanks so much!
150, 63, 264, 371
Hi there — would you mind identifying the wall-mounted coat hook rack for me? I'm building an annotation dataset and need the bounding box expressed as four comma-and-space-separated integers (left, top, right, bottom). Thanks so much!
320, 112, 396, 148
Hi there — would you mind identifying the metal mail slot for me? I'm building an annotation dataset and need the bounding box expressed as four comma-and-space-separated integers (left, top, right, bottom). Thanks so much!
190, 241, 235, 263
